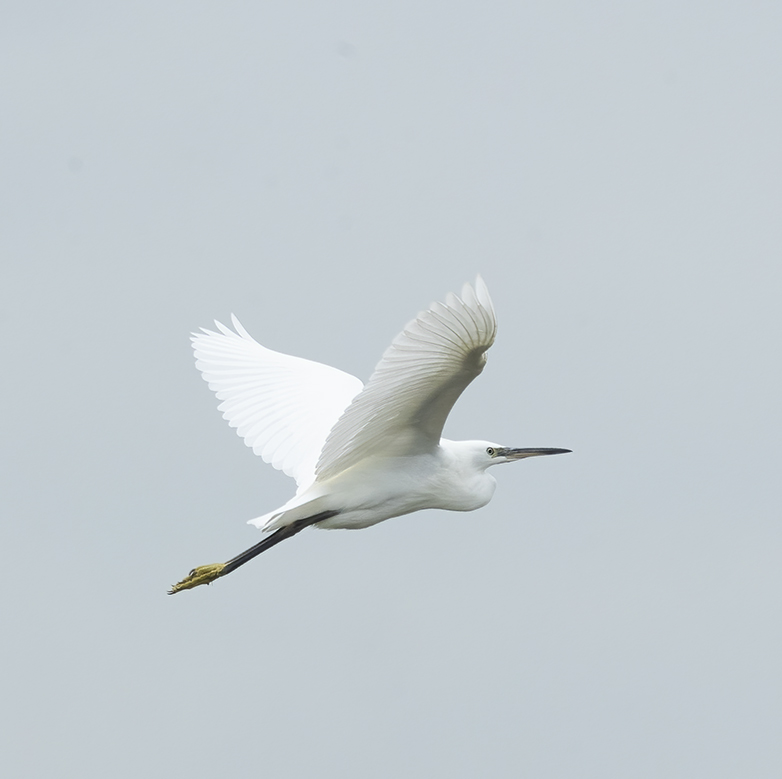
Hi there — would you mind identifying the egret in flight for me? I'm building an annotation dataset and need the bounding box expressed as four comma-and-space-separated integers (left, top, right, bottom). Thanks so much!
170, 277, 569, 593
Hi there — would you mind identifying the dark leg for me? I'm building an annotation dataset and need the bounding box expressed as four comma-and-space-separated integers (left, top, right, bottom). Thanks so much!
168, 510, 339, 594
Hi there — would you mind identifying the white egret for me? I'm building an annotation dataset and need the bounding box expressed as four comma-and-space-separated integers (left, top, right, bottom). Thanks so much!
170, 277, 569, 593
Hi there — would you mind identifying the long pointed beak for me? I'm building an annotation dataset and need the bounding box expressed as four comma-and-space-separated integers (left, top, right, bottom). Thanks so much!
498, 447, 572, 460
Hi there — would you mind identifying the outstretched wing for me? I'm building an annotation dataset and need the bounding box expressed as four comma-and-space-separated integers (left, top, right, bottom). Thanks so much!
192, 315, 363, 490
315, 277, 497, 482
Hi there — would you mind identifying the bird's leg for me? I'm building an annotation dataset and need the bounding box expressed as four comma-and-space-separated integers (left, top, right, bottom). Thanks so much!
168, 510, 339, 594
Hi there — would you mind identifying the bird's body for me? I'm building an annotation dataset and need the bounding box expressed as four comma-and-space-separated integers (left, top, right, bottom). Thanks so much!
170, 277, 569, 593
262, 439, 499, 532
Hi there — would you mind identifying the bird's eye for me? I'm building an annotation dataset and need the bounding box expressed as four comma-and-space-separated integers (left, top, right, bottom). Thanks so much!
486, 447, 496, 457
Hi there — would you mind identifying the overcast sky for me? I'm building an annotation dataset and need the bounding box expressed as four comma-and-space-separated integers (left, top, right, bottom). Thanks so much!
2, 2, 781, 777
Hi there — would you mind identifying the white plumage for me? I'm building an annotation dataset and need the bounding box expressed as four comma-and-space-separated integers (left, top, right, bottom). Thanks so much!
193, 316, 362, 489
170, 277, 569, 592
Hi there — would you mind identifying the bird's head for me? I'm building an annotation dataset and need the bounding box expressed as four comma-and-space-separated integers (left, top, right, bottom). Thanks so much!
468, 441, 572, 471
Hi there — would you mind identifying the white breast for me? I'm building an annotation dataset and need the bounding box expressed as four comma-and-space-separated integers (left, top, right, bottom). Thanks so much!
315, 445, 497, 529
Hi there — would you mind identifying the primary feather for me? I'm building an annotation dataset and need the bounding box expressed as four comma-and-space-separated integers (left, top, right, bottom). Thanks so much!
192, 315, 362, 490
315, 277, 497, 480
192, 277, 496, 491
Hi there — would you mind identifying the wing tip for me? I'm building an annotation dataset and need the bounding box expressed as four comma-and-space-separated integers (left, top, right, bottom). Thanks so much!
230, 314, 254, 340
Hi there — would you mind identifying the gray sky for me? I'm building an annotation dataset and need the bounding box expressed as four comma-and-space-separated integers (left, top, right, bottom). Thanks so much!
2, 2, 781, 777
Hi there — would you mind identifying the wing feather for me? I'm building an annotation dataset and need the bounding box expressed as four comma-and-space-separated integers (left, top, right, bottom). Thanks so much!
315, 277, 497, 481
192, 315, 363, 490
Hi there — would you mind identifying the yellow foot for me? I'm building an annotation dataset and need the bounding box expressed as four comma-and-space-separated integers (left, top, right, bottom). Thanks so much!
168, 563, 227, 594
